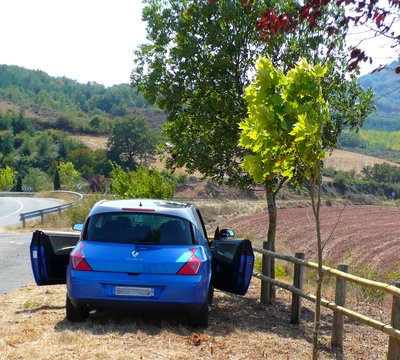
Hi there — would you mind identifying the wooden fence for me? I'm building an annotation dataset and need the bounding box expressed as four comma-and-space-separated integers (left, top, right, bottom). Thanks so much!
253, 242, 400, 360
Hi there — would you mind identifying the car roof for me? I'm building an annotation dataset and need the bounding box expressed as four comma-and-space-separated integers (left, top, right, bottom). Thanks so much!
88, 199, 196, 222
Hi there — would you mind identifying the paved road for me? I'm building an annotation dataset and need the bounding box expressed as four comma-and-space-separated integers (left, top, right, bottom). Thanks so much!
0, 232, 34, 294
0, 197, 64, 229
0, 197, 64, 294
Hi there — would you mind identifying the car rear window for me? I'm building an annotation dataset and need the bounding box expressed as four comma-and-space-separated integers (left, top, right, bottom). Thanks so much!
83, 212, 195, 245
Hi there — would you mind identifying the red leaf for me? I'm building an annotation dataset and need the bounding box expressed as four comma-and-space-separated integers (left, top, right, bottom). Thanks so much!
300, 6, 309, 20
350, 49, 361, 59
327, 26, 335, 36
375, 14, 385, 27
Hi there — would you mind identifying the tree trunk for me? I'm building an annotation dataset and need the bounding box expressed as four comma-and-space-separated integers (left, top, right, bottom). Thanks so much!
310, 176, 323, 360
266, 186, 277, 301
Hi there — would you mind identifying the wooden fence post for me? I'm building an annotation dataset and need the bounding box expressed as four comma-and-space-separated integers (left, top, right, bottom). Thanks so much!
388, 281, 400, 359
261, 241, 272, 305
332, 263, 348, 349
290, 252, 305, 324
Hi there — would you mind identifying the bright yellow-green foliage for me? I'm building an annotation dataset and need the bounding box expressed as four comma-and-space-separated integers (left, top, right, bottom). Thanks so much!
110, 164, 175, 200
239, 57, 330, 182
0, 166, 15, 191
58, 161, 82, 191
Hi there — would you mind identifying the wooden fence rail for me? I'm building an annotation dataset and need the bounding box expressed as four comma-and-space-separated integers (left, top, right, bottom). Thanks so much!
253, 244, 400, 359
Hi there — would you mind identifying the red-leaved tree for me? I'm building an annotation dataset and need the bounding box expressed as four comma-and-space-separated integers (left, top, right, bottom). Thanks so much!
257, 0, 400, 73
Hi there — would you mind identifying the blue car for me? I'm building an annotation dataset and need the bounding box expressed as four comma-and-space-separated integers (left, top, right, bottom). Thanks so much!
30, 199, 254, 327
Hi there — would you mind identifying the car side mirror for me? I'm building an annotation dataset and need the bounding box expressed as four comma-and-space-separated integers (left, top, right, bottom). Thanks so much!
72, 223, 83, 232
214, 227, 236, 240
220, 229, 235, 238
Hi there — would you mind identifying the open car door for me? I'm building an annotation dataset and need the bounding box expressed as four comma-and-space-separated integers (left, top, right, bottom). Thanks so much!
210, 239, 254, 295
30, 230, 80, 285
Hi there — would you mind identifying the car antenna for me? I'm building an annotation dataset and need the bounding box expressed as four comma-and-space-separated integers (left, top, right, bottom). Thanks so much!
139, 201, 143, 207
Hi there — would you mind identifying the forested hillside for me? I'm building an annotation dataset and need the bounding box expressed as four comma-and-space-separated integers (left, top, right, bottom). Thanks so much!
0, 64, 166, 193
358, 60, 400, 131
0, 64, 165, 133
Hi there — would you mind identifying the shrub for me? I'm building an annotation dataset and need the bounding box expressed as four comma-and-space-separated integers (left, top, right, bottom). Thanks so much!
110, 164, 175, 199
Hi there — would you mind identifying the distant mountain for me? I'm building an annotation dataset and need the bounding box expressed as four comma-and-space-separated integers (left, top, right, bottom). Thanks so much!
358, 60, 400, 131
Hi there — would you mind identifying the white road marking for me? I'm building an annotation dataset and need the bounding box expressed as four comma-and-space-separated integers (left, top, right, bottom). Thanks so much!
0, 199, 24, 219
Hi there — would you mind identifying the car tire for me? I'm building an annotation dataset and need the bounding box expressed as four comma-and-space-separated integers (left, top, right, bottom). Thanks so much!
191, 301, 209, 328
66, 295, 88, 322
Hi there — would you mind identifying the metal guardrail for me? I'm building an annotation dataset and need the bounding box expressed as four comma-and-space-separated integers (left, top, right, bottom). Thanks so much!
19, 191, 83, 227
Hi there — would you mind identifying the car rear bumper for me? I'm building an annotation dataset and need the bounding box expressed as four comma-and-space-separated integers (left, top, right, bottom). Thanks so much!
67, 268, 209, 310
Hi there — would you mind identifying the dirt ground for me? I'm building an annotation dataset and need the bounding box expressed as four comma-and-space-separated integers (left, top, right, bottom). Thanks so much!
225, 205, 400, 271
0, 277, 390, 360
1, 204, 397, 359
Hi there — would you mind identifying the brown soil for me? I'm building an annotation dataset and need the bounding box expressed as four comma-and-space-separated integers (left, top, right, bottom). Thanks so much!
224, 205, 400, 271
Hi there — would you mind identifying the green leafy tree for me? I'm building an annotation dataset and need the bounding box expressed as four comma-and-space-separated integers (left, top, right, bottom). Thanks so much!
239, 57, 330, 359
133, 0, 374, 299
107, 116, 159, 170
37, 135, 50, 157
20, 134, 33, 156
0, 166, 15, 191
58, 162, 81, 191
53, 169, 61, 190
110, 164, 174, 199
12, 111, 35, 135
362, 163, 400, 184
14, 175, 23, 192
24, 168, 52, 192
1, 131, 14, 155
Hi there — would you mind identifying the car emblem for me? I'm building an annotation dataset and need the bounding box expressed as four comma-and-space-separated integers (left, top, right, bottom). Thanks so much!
131, 250, 140, 258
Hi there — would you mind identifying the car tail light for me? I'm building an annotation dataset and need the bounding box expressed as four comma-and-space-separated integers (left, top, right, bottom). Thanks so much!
177, 249, 201, 275
71, 243, 92, 271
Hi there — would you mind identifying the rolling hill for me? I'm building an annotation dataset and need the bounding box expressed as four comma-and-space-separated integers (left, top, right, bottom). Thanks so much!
358, 60, 400, 131
0, 64, 166, 133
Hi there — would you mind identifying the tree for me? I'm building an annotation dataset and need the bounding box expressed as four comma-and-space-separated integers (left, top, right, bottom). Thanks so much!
88, 174, 109, 193
37, 135, 49, 157
239, 57, 330, 359
107, 116, 158, 170
58, 162, 81, 191
110, 164, 174, 199
53, 169, 61, 190
0, 131, 14, 155
14, 175, 22, 192
24, 168, 52, 192
0, 166, 15, 191
20, 134, 33, 157
133, 0, 373, 297
256, 0, 400, 73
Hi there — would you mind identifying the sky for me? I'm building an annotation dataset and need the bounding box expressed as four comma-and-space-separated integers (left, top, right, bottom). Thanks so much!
0, 1, 398, 87
0, 0, 146, 87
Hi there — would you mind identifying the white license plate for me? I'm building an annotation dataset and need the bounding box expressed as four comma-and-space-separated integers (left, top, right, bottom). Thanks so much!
115, 286, 155, 297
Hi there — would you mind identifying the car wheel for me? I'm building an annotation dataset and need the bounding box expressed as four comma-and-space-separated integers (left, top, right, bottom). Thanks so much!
66, 295, 88, 322
191, 301, 209, 328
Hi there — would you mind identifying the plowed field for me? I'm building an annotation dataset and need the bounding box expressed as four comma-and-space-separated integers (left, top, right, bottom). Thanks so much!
225, 205, 400, 270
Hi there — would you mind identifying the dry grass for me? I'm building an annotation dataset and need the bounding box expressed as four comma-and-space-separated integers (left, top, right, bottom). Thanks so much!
0, 279, 389, 359
324, 149, 400, 174
35, 191, 82, 203
71, 136, 108, 151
